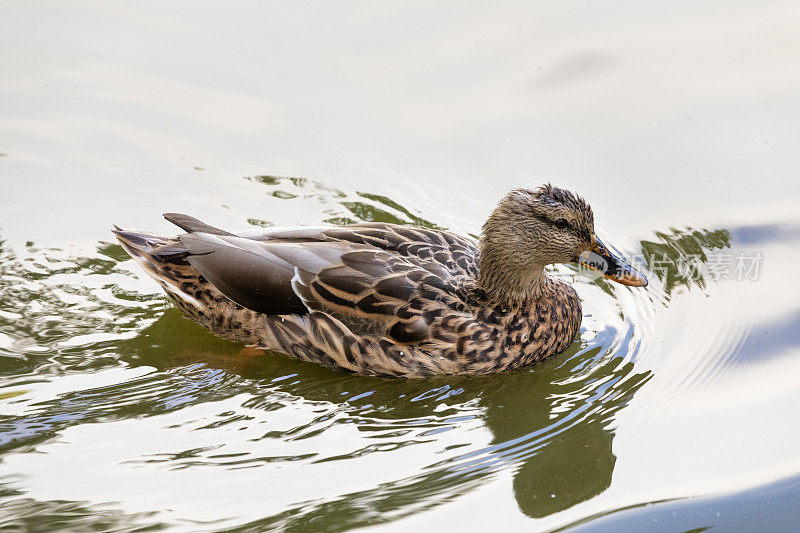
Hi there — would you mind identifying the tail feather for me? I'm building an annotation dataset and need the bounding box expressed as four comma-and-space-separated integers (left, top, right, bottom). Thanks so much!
113, 226, 205, 310
162, 213, 235, 237
112, 227, 188, 273
112, 228, 172, 253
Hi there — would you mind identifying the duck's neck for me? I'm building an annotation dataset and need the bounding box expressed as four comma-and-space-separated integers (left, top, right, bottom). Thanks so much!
476, 254, 550, 306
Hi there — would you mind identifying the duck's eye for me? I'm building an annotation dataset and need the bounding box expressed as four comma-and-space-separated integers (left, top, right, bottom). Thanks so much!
554, 218, 570, 229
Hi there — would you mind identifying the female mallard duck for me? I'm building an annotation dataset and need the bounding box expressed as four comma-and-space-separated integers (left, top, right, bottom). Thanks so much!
114, 185, 646, 377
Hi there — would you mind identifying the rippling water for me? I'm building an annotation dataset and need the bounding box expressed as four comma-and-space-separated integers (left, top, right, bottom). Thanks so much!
2, 2, 800, 531
1, 176, 796, 531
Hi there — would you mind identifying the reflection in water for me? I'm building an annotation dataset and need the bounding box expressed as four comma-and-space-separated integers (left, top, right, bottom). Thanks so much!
0, 482, 164, 532
0, 177, 772, 529
128, 313, 651, 524
1, 303, 649, 526
246, 176, 443, 229
481, 348, 649, 517
640, 227, 731, 298
562, 473, 800, 532
729, 223, 800, 246
76, 309, 647, 528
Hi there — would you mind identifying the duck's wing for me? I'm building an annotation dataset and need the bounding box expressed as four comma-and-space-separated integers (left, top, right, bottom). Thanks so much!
236, 221, 479, 279
165, 215, 477, 343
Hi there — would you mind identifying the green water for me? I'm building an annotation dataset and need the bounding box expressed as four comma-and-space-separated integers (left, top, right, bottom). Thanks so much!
2, 3, 800, 531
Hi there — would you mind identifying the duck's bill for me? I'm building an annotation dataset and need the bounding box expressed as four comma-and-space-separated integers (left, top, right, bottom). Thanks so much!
577, 236, 648, 287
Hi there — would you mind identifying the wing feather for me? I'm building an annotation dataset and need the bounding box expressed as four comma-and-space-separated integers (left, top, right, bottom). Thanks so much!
163, 215, 479, 344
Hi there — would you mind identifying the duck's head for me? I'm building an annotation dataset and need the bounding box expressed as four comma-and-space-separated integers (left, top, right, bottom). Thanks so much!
478, 184, 647, 302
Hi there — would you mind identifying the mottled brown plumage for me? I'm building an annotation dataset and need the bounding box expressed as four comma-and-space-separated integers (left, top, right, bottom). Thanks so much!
114, 185, 646, 377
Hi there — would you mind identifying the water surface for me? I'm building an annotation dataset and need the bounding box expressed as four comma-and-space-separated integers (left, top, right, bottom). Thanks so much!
1, 2, 799, 531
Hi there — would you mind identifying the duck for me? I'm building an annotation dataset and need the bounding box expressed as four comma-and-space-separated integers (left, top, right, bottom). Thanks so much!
113, 184, 647, 377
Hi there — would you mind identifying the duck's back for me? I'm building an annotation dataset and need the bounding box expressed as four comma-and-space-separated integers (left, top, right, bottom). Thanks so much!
115, 216, 584, 376
116, 217, 495, 373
